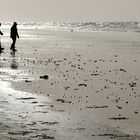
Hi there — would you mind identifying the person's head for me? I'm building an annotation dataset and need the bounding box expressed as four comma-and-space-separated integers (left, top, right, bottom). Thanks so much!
13, 22, 17, 26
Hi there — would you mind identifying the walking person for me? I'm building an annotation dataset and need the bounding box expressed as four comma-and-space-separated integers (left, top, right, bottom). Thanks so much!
10, 22, 19, 51
0, 23, 4, 51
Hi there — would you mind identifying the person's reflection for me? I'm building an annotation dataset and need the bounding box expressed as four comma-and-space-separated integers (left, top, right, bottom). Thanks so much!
10, 51, 19, 69
0, 49, 5, 68
0, 51, 3, 68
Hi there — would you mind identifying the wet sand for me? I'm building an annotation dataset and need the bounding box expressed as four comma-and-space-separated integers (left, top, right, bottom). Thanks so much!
0, 30, 140, 139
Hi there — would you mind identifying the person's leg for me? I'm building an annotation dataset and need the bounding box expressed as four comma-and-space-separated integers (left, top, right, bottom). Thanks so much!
13, 38, 17, 51
10, 38, 14, 50
11, 38, 16, 50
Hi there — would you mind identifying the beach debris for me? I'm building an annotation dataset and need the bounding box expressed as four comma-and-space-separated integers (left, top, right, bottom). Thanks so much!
31, 101, 38, 104
120, 69, 126, 72
56, 98, 71, 103
38, 104, 47, 107
134, 111, 139, 114
25, 80, 32, 82
11, 63, 18, 69
86, 105, 108, 109
108, 117, 129, 120
64, 86, 70, 90
31, 134, 54, 139
27, 122, 37, 126
16, 97, 36, 100
78, 83, 87, 87
57, 109, 65, 112
116, 106, 122, 109
40, 75, 49, 80
92, 134, 130, 138
91, 73, 100, 76
41, 121, 58, 125
50, 105, 54, 108
34, 111, 48, 113
8, 131, 32, 136
129, 82, 136, 87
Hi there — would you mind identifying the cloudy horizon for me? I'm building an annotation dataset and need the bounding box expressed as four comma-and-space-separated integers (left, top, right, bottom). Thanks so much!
0, 0, 140, 22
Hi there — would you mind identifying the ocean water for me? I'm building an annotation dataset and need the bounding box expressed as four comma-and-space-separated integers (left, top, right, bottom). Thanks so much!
1, 21, 140, 33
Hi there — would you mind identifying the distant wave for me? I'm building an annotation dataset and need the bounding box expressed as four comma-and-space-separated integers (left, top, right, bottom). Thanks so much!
1, 21, 140, 33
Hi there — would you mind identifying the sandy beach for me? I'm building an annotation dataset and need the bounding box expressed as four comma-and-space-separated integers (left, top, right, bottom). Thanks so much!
0, 29, 140, 139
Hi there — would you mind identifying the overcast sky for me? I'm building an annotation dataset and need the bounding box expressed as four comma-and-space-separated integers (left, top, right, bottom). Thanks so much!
0, 0, 140, 22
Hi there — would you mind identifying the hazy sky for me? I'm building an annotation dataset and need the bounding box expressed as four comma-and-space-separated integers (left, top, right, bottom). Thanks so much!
0, 0, 140, 22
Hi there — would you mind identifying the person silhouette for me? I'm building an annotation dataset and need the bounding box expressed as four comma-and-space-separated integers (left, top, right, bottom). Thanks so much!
10, 22, 19, 51
0, 23, 4, 51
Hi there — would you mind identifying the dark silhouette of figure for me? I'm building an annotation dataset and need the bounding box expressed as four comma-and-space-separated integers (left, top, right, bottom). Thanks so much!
0, 23, 4, 51
10, 22, 19, 51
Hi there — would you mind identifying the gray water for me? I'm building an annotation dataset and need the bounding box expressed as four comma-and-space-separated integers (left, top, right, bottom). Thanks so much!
2, 21, 140, 32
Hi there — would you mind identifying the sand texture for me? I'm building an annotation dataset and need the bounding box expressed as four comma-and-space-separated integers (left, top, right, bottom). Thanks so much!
0, 30, 140, 139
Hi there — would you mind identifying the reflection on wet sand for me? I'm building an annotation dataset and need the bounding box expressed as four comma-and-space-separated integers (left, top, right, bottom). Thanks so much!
0, 80, 58, 140
10, 51, 19, 69
0, 50, 4, 68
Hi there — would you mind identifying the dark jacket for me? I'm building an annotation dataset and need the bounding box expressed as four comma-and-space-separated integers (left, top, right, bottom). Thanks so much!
10, 25, 19, 39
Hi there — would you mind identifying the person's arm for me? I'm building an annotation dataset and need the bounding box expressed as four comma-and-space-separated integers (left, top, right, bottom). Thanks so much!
0, 30, 3, 35
16, 28, 19, 38
17, 33, 19, 38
